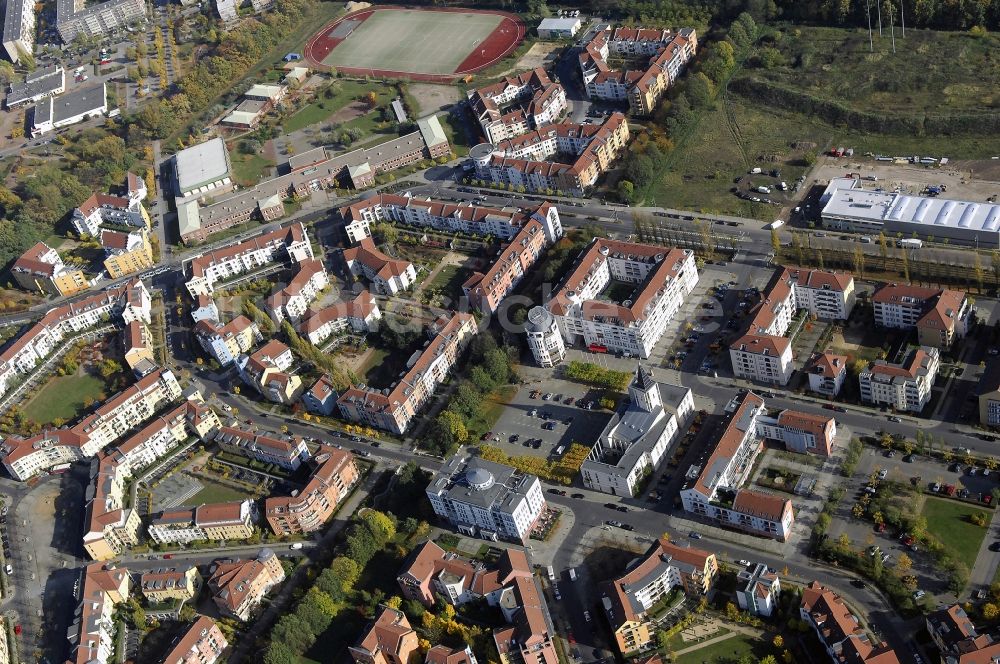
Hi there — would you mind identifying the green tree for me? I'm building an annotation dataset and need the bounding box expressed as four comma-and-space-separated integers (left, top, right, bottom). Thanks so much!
263, 642, 299, 664
361, 510, 397, 543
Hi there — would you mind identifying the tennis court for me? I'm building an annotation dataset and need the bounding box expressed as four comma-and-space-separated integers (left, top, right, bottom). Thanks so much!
323, 9, 504, 75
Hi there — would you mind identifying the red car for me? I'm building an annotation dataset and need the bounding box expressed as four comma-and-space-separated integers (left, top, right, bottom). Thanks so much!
163, 554, 173, 559
13, 625, 21, 635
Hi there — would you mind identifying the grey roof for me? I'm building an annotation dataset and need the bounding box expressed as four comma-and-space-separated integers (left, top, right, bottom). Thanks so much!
537, 17, 581, 30
7, 65, 62, 107
427, 453, 535, 514
32, 96, 52, 124
391, 98, 407, 123
2, 0, 31, 47
416, 115, 448, 149
174, 137, 232, 193
45, 83, 106, 124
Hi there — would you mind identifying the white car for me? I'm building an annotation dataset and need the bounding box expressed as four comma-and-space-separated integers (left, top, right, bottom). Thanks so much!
4, 564, 11, 575
737, 559, 751, 567
290, 543, 303, 550
583, 610, 591, 623
878, 469, 888, 480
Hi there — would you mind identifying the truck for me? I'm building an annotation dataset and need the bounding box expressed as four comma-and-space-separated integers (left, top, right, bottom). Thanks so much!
899, 238, 923, 249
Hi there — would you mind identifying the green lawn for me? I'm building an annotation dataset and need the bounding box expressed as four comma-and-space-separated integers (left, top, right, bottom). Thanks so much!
22, 373, 107, 424
188, 478, 251, 505
360, 347, 392, 385
283, 80, 393, 134
230, 152, 275, 186
426, 264, 473, 301
672, 631, 769, 664
466, 385, 518, 437
921, 496, 990, 569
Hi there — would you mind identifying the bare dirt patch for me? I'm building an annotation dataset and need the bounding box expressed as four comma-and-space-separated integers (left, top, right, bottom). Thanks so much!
408, 83, 463, 115
515, 42, 562, 71
810, 160, 1000, 202
329, 100, 370, 124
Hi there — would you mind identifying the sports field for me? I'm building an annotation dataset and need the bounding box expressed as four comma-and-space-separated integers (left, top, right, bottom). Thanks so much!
323, 9, 504, 75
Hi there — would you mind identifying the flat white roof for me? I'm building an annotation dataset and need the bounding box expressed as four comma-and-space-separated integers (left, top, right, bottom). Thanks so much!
174, 137, 231, 193
538, 17, 581, 29
245, 84, 283, 99
177, 200, 201, 236
823, 187, 1000, 233
417, 115, 447, 149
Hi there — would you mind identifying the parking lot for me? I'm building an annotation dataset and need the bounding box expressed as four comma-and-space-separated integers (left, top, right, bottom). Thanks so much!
488, 384, 613, 460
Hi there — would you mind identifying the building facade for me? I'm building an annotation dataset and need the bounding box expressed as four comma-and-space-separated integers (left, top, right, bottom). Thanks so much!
467, 68, 567, 144
859, 346, 940, 413
265, 450, 359, 535
546, 239, 699, 358
195, 316, 262, 367
729, 334, 794, 386
214, 426, 311, 470
582, 365, 694, 496
341, 238, 417, 295
299, 291, 381, 346
525, 306, 566, 367
147, 500, 256, 545
11, 241, 88, 296
872, 284, 970, 349
159, 616, 229, 664
806, 352, 848, 397
735, 563, 781, 617
208, 549, 285, 621
426, 453, 546, 543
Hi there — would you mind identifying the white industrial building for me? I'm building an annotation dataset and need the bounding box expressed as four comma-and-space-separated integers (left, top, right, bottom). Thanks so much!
581, 365, 694, 497
172, 137, 234, 201
6, 65, 64, 108
31, 84, 107, 136
426, 453, 546, 543
821, 177, 1000, 247
536, 17, 581, 38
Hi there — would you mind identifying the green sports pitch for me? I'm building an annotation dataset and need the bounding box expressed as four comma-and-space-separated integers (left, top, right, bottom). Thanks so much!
323, 9, 504, 75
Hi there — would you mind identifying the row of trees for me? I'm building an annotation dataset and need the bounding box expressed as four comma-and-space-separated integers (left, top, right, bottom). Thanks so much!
424, 333, 519, 456
479, 442, 590, 486
562, 360, 631, 391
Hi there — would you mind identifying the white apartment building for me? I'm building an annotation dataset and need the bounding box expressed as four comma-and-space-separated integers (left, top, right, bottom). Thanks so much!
191, 294, 220, 324
546, 240, 698, 358
264, 258, 328, 323
214, 426, 311, 470
299, 291, 381, 346
807, 352, 849, 397
525, 306, 566, 367
147, 500, 255, 545
1, 0, 36, 63
160, 616, 228, 664
194, 316, 262, 366
0, 278, 150, 398
426, 453, 546, 543
1, 368, 182, 480
215, 0, 237, 20
341, 238, 417, 295
72, 182, 150, 238
872, 284, 970, 349
582, 365, 694, 497
736, 563, 781, 617
859, 346, 940, 413
729, 334, 794, 386
784, 268, 856, 320
680, 392, 796, 541
339, 194, 562, 244
467, 68, 567, 144
185, 223, 313, 297
55, 0, 146, 42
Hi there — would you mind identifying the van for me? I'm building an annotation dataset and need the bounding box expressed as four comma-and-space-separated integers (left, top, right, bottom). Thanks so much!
290, 542, 303, 550
569, 568, 578, 581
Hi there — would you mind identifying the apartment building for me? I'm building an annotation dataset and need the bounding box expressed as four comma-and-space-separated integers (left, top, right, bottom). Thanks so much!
302, 374, 339, 416
81, 457, 142, 561
65, 564, 131, 664
299, 291, 381, 346
463, 218, 548, 314
341, 238, 417, 295
350, 606, 421, 664
194, 316, 262, 366
525, 306, 566, 367
214, 426, 311, 470
978, 360, 1000, 427
471, 113, 630, 194
184, 223, 313, 297
579, 27, 697, 115
735, 563, 781, 617
82, 395, 218, 560
148, 500, 256, 545
468, 67, 567, 143
11, 240, 88, 296
1, 0, 37, 63
0, 278, 150, 399
926, 604, 1000, 664
191, 294, 220, 324
546, 239, 698, 358
264, 258, 328, 323
426, 452, 546, 543
426, 646, 478, 664
208, 549, 285, 621
123, 320, 154, 373
582, 365, 694, 497
493, 574, 559, 664
265, 449, 359, 535
859, 346, 940, 413
602, 539, 717, 654
806, 352, 848, 397
397, 540, 480, 607
237, 339, 303, 405
101, 229, 154, 278
1, 368, 182, 481
801, 582, 901, 664
160, 616, 229, 664
55, 0, 145, 42
139, 566, 200, 603
177, 118, 450, 243
872, 284, 970, 349
729, 267, 855, 386
72, 176, 150, 237
729, 334, 794, 386
679, 392, 796, 541
339, 194, 562, 245
338, 314, 477, 435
